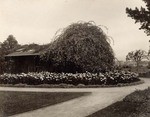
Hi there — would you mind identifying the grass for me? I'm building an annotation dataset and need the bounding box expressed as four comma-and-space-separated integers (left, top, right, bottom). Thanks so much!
0, 91, 89, 117
87, 87, 150, 117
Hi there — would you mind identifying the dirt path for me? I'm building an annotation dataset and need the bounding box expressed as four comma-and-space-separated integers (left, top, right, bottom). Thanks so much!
0, 78, 149, 117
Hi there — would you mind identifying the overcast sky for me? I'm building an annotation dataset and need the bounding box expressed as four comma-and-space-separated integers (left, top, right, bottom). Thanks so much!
0, 0, 149, 60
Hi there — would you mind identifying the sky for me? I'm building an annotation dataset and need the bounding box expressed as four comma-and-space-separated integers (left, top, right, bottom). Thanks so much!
0, 0, 149, 60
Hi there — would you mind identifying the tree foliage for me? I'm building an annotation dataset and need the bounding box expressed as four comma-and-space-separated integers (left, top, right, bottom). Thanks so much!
0, 35, 20, 74
126, 0, 150, 35
42, 22, 115, 73
1, 35, 20, 55
126, 49, 148, 72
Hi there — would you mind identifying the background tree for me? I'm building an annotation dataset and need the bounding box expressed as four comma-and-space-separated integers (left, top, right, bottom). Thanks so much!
0, 35, 20, 74
1, 35, 20, 55
126, 0, 150, 35
42, 21, 115, 73
126, 49, 148, 73
0, 42, 3, 73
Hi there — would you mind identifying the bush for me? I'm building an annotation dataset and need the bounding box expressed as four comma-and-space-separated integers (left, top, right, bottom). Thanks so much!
123, 87, 150, 103
0, 71, 139, 86
139, 71, 150, 77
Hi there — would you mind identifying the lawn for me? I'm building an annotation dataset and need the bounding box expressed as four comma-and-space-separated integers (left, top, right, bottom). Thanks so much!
0, 91, 89, 117
88, 87, 150, 117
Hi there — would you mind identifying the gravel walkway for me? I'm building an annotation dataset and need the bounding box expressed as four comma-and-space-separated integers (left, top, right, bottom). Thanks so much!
0, 78, 149, 117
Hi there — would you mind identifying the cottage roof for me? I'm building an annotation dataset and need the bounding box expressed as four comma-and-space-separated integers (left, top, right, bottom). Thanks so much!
5, 52, 40, 57
5, 43, 50, 57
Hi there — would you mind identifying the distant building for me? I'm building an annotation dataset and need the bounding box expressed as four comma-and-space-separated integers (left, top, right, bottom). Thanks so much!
115, 60, 149, 67
124, 61, 136, 67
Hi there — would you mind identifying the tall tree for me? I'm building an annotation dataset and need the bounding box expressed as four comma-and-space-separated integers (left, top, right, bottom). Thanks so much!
126, 50, 148, 73
126, 0, 150, 35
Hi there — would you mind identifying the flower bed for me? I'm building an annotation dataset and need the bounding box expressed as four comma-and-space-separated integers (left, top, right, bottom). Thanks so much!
0, 71, 140, 86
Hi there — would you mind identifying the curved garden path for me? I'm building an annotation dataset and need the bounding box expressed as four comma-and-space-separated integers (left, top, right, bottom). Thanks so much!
0, 78, 149, 117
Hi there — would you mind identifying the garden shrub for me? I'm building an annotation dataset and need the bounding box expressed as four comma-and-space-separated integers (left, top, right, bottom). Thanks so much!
123, 87, 150, 103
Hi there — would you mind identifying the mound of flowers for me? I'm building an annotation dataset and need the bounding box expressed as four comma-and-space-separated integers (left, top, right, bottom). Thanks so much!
0, 71, 140, 86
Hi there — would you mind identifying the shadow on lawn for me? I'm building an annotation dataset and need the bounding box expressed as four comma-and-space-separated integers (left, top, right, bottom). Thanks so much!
0, 91, 90, 117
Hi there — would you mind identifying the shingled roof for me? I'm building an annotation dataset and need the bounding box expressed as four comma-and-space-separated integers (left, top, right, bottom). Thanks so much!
5, 43, 50, 57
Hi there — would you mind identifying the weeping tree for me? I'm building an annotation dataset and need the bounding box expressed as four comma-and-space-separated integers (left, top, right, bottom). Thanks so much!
42, 21, 115, 73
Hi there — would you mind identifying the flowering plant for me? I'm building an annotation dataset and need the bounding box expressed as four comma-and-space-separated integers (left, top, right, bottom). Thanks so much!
0, 71, 139, 85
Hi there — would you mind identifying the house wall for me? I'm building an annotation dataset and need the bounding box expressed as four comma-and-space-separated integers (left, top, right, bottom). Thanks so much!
5, 55, 40, 73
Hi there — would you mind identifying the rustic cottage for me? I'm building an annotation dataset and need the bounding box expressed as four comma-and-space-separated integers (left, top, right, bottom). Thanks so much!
5, 44, 50, 73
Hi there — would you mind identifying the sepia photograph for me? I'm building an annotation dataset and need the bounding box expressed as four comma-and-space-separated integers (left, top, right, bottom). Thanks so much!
0, 0, 150, 117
